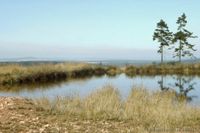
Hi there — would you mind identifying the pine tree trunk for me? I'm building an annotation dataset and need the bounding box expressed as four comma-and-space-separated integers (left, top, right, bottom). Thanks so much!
179, 41, 182, 63
161, 46, 163, 64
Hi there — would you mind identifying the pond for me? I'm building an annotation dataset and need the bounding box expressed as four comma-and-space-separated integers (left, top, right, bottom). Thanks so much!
0, 74, 200, 105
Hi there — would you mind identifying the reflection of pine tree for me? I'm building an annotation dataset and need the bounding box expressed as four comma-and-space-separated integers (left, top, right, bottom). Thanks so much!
159, 75, 197, 102
158, 76, 170, 91
171, 76, 196, 102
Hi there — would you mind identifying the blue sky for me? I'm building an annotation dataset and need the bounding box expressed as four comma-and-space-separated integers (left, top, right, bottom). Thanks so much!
0, 0, 199, 60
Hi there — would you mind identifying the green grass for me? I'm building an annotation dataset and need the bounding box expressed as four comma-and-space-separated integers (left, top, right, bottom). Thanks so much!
35, 85, 200, 131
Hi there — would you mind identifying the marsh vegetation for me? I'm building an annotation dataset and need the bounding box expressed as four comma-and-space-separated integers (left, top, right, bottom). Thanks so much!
0, 63, 121, 85
33, 86, 200, 132
1, 62, 200, 86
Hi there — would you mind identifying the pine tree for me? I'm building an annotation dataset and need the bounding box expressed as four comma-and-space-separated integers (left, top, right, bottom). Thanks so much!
172, 13, 197, 62
153, 19, 172, 64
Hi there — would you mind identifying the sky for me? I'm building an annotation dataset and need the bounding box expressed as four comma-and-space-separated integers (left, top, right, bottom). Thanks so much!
0, 0, 200, 60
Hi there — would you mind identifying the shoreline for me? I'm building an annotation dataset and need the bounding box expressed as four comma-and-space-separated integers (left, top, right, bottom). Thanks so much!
1, 86, 200, 132
0, 63, 200, 86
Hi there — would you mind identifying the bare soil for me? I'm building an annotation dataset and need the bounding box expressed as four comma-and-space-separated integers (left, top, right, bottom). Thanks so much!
0, 97, 136, 133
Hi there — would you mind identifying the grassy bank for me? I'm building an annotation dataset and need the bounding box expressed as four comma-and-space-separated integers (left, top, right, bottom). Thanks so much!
125, 63, 200, 76
1, 62, 200, 86
35, 85, 200, 132
0, 63, 121, 85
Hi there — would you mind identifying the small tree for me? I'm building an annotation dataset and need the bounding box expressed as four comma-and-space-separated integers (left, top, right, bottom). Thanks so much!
153, 19, 172, 64
172, 13, 197, 62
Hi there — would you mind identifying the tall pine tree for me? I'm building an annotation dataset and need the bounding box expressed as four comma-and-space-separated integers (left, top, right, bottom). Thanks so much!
172, 13, 197, 62
153, 19, 172, 64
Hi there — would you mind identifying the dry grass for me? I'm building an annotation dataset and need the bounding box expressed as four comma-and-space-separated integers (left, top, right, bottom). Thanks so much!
0, 63, 90, 83
0, 63, 89, 75
125, 63, 200, 76
35, 85, 200, 131
1, 62, 200, 85
0, 63, 122, 85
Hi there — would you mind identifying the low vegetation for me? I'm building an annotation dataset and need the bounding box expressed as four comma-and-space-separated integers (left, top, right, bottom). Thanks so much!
1, 62, 200, 86
1, 63, 200, 132
125, 63, 200, 76
34, 85, 200, 132
0, 63, 121, 85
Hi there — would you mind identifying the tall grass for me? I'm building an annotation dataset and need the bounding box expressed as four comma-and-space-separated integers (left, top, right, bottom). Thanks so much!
35, 85, 200, 130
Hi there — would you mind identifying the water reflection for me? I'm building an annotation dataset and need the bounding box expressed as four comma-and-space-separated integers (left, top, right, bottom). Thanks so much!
0, 75, 104, 93
158, 76, 170, 91
158, 75, 197, 102
0, 74, 199, 105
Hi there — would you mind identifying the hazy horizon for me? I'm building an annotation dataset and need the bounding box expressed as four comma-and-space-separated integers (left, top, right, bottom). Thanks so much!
0, 0, 200, 61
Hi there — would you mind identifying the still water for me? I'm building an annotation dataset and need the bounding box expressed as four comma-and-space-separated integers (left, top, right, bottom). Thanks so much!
0, 74, 200, 105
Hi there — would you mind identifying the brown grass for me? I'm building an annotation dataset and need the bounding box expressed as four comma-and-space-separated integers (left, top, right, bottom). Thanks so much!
35, 85, 200, 131
1, 62, 200, 85
125, 63, 200, 76
0, 63, 90, 84
0, 63, 122, 85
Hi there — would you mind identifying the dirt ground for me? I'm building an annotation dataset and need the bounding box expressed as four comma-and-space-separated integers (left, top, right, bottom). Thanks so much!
0, 97, 140, 133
